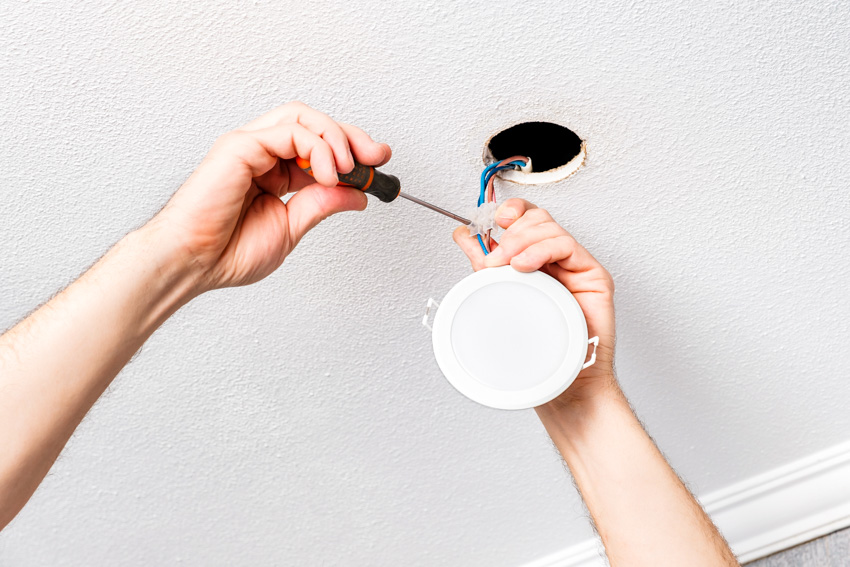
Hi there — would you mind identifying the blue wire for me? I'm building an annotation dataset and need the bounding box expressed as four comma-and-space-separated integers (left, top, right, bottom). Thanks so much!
479, 162, 502, 206
480, 165, 513, 204
480, 161, 526, 205
483, 161, 526, 184
483, 163, 523, 188
476, 159, 528, 253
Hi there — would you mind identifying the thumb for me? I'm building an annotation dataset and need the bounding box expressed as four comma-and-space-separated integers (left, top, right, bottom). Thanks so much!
453, 225, 498, 271
495, 198, 537, 229
285, 184, 368, 242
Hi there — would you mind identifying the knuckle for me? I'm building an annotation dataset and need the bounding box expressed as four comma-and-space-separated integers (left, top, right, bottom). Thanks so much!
549, 235, 574, 255
554, 234, 575, 248
541, 220, 567, 235
211, 131, 253, 159
309, 188, 333, 221
326, 127, 346, 143
273, 101, 309, 124
524, 208, 551, 222
214, 130, 240, 148
494, 235, 519, 255
314, 140, 334, 157
217, 132, 267, 166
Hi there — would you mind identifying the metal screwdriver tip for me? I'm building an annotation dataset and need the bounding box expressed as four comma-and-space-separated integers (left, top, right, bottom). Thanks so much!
399, 192, 471, 225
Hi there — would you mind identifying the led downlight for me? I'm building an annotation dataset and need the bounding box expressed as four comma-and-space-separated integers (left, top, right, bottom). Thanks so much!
428, 266, 598, 410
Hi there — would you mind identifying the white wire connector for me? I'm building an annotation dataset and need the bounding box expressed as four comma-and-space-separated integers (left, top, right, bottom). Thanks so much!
467, 202, 499, 237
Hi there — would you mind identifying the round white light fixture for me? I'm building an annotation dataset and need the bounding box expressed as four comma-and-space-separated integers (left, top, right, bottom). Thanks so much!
426, 266, 598, 410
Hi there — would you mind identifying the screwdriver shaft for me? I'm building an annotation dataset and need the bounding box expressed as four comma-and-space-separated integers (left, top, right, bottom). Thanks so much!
399, 192, 470, 225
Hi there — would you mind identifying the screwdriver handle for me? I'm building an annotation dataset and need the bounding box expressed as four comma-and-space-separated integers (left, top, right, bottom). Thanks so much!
295, 157, 400, 203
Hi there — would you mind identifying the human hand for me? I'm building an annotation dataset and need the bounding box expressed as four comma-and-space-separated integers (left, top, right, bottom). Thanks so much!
454, 203, 739, 567
452, 199, 616, 409
149, 102, 391, 294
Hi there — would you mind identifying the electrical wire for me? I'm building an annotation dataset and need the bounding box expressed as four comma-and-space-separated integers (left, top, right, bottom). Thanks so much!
477, 156, 528, 254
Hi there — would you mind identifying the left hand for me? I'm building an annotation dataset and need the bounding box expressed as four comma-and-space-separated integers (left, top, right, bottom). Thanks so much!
452, 199, 617, 408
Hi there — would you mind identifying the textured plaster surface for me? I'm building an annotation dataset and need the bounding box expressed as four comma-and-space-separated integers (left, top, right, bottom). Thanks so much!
1, 1, 849, 565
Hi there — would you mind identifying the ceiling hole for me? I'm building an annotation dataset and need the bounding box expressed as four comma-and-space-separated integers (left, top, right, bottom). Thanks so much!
484, 121, 586, 185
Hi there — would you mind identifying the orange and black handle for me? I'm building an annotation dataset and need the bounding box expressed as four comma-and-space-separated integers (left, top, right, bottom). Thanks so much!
295, 157, 401, 203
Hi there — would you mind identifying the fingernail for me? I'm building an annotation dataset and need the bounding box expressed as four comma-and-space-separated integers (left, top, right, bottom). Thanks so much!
496, 206, 518, 221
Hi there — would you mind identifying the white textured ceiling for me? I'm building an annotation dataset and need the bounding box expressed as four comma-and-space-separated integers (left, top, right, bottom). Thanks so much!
1, 1, 849, 565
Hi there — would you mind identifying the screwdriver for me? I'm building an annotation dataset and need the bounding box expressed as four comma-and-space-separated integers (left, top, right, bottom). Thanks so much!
295, 157, 471, 225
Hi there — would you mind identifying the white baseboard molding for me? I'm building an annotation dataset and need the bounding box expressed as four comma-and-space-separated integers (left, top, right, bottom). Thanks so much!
521, 439, 850, 567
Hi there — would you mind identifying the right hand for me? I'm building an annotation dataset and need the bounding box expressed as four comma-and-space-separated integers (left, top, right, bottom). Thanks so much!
452, 199, 617, 409
149, 102, 391, 295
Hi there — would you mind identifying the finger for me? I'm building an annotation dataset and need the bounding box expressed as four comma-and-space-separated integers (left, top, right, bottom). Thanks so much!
281, 160, 331, 193
493, 198, 538, 229
547, 262, 615, 295
483, 221, 567, 268
292, 111, 355, 174
237, 101, 313, 131
239, 102, 355, 174
253, 158, 290, 196
233, 184, 263, 228
499, 206, 556, 238
285, 184, 368, 243
338, 123, 392, 166
222, 123, 338, 187
452, 225, 488, 271
240, 103, 390, 169
509, 234, 602, 274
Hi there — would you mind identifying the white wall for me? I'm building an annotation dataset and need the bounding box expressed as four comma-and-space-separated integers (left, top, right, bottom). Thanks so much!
1, 1, 848, 565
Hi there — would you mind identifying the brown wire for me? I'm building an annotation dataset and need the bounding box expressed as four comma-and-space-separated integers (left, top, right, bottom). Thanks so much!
483, 156, 529, 251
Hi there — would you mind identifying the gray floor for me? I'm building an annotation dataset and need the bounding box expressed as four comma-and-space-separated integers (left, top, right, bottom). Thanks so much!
745, 528, 850, 566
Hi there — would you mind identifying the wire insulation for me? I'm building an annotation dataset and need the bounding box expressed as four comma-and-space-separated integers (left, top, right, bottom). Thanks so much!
476, 156, 529, 254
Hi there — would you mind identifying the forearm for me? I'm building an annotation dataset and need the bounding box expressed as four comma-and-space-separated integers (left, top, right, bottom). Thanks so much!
536, 383, 738, 566
0, 223, 197, 529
